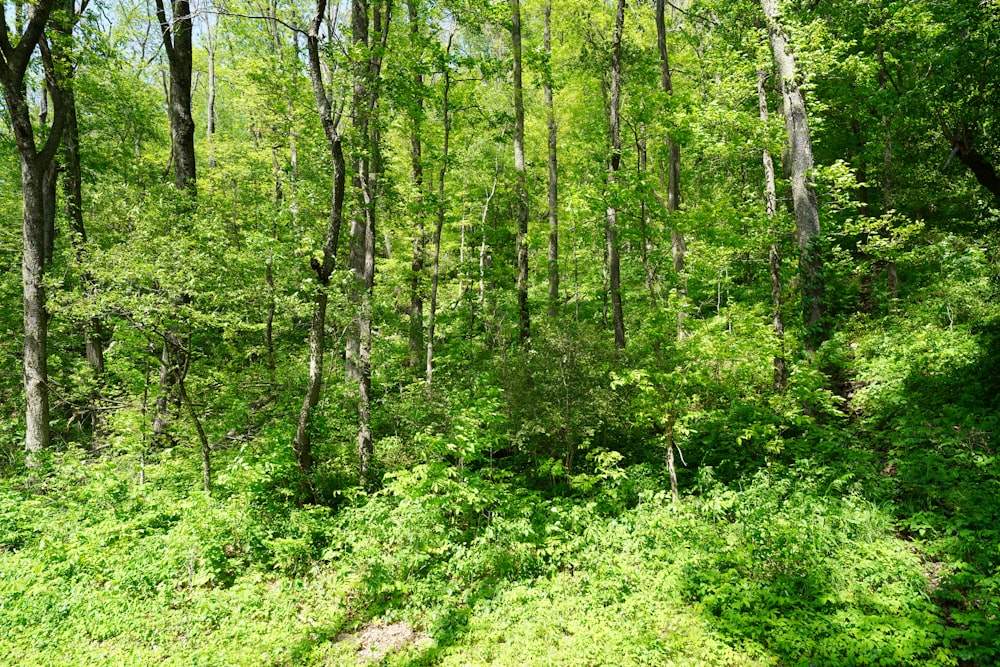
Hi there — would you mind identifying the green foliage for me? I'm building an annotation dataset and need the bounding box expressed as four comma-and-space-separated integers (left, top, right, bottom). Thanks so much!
684, 468, 952, 666
1, 0, 998, 663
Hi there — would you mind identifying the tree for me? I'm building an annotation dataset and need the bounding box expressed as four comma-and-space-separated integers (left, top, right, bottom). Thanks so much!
760, 0, 823, 352
758, 68, 786, 390
56, 0, 104, 435
350, 0, 391, 487
544, 0, 559, 317
151, 0, 198, 445
654, 0, 686, 337
295, 0, 348, 488
154, 0, 196, 192
605, 0, 625, 349
0, 0, 66, 457
510, 0, 530, 343
425, 34, 452, 388
406, 0, 426, 369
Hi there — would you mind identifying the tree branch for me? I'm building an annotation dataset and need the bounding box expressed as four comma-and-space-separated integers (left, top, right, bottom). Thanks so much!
211, 9, 304, 35
8, 0, 56, 82
154, 0, 174, 56
36, 35, 66, 170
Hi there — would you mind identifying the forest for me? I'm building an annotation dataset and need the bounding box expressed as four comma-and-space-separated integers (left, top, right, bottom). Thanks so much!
1, 0, 999, 664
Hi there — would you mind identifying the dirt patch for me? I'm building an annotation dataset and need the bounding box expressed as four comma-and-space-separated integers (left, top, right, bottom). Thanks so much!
337, 621, 431, 663
923, 560, 947, 593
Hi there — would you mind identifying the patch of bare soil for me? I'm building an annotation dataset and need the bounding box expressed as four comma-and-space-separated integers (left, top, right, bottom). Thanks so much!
923, 560, 946, 593
337, 621, 431, 663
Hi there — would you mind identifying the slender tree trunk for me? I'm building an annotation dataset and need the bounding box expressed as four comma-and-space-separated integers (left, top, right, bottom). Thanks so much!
850, 116, 869, 217
761, 0, 823, 352
407, 0, 425, 368
426, 39, 452, 388
606, 0, 626, 349
176, 371, 211, 493
876, 46, 898, 312
544, 0, 560, 317
770, 244, 787, 390
758, 69, 777, 217
637, 127, 657, 305
42, 157, 57, 267
511, 0, 530, 343
655, 0, 680, 211
759, 68, 786, 390
295, 0, 347, 487
656, 0, 685, 338
207, 13, 217, 169
62, 81, 105, 410
351, 0, 390, 487
884, 127, 898, 311
478, 163, 499, 316
666, 413, 679, 503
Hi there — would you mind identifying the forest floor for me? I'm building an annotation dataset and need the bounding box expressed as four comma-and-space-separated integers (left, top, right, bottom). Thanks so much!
0, 443, 990, 667
2, 311, 999, 666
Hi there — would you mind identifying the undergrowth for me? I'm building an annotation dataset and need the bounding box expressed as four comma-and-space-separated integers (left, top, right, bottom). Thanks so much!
0, 449, 962, 666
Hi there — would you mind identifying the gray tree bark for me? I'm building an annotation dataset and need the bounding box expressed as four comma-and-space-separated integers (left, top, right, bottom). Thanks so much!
758, 68, 786, 391
152, 0, 197, 443
154, 0, 196, 192
511, 0, 530, 343
206, 13, 217, 169
407, 0, 425, 369
761, 0, 823, 351
294, 0, 347, 492
0, 1, 65, 457
544, 0, 560, 317
426, 37, 452, 388
351, 0, 390, 487
656, 0, 685, 339
606, 0, 626, 349
757, 69, 778, 218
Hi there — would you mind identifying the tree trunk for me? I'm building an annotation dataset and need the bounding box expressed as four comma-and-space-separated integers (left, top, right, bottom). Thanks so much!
761, 0, 823, 352
351, 0, 390, 488
153, 329, 183, 443
21, 162, 52, 457
42, 156, 57, 268
176, 372, 211, 493
606, 0, 626, 349
295, 0, 347, 487
953, 138, 1000, 201
151, 0, 196, 443
155, 0, 197, 193
770, 244, 787, 391
544, 0, 560, 317
877, 46, 898, 310
656, 0, 685, 339
758, 69, 778, 217
1, 4, 65, 458
426, 39, 452, 388
849, 117, 869, 217
207, 13, 217, 169
666, 413, 679, 503
478, 163, 499, 315
655, 0, 680, 211
511, 0, 530, 344
637, 127, 657, 305
759, 68, 786, 390
407, 0, 425, 369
